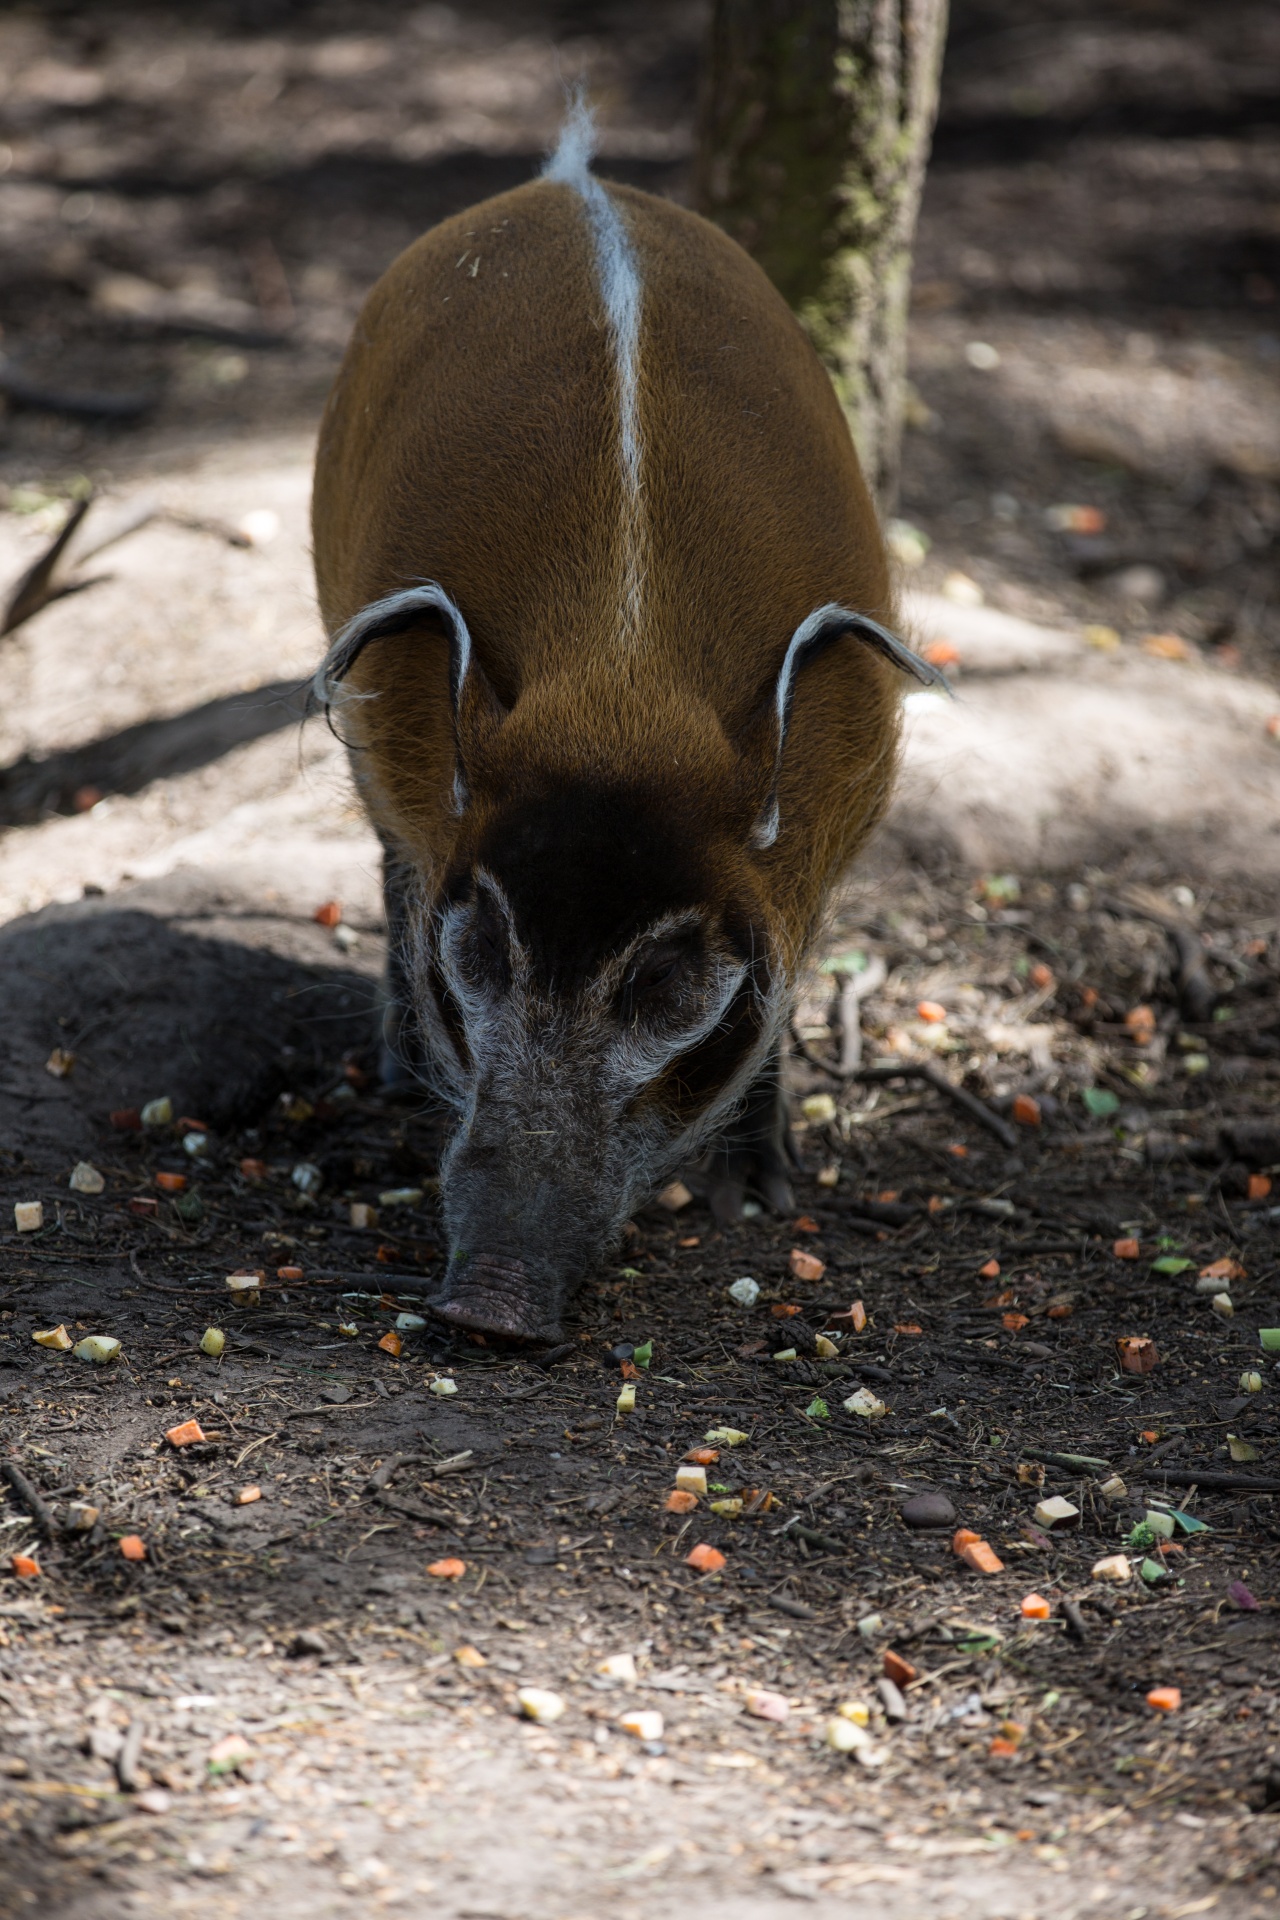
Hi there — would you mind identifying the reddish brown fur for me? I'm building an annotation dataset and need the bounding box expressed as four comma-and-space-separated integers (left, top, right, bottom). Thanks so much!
311, 177, 901, 972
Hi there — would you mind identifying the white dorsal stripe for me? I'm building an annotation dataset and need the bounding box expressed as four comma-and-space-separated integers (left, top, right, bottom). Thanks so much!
543, 97, 645, 640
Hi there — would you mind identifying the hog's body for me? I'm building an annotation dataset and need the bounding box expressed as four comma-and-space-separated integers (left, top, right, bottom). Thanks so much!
311, 112, 938, 1343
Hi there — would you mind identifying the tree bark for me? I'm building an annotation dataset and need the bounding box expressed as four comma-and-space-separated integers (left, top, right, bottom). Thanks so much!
694, 0, 948, 511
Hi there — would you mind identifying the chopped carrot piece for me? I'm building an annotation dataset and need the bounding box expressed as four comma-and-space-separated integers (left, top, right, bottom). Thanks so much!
1020, 1593, 1051, 1620
894, 1322, 923, 1336
684, 1447, 719, 1465
665, 1489, 699, 1513
277, 1265, 304, 1281
1113, 1237, 1141, 1260
988, 1736, 1019, 1758
119, 1536, 147, 1562
917, 1000, 946, 1023
984, 1288, 1015, 1307
979, 1259, 1001, 1280
1002, 1312, 1029, 1333
793, 1215, 820, 1234
1139, 1429, 1160, 1444
11, 1554, 39, 1579
1147, 1686, 1181, 1712
427, 1558, 466, 1579
953, 1528, 981, 1553
378, 1331, 403, 1357
1248, 1173, 1272, 1202
1012, 1093, 1041, 1126
770, 1303, 801, 1319
685, 1543, 726, 1573
883, 1650, 917, 1686
948, 1144, 969, 1157
1117, 1336, 1158, 1374
165, 1419, 206, 1448
959, 1539, 1004, 1575
154, 1171, 186, 1193
313, 900, 342, 927
236, 1486, 262, 1506
788, 1249, 825, 1282
1029, 962, 1055, 990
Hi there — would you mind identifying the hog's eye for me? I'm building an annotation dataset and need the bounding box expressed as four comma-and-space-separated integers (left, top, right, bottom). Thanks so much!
629, 948, 685, 1001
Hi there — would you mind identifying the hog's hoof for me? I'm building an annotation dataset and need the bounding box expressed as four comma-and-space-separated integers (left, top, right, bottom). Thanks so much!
433, 1254, 562, 1344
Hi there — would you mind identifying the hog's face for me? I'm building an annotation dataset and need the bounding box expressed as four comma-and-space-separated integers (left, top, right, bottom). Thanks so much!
408, 778, 784, 1342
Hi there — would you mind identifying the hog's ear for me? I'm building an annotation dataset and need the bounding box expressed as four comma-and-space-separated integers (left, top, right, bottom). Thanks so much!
747, 602, 951, 850
312, 581, 508, 811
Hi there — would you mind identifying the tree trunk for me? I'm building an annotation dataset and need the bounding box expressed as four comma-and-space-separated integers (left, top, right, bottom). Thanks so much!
694, 0, 948, 512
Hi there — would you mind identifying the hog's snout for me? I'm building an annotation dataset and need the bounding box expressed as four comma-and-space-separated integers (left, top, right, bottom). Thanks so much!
435, 1252, 563, 1344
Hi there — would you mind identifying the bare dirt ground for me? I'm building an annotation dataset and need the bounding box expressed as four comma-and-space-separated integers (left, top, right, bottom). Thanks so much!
1, 5, 1279, 1917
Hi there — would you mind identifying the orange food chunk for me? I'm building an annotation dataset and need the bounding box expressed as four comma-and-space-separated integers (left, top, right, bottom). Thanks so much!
848, 1300, 867, 1332
1200, 1257, 1245, 1282
883, 1649, 917, 1687
1147, 1686, 1181, 1713
948, 1143, 969, 1158
1117, 1335, 1158, 1375
119, 1535, 147, 1562
154, 1171, 187, 1194
1020, 1593, 1051, 1620
917, 1000, 947, 1024
988, 1736, 1020, 1758
1113, 1237, 1141, 1260
1029, 962, 1055, 990
378, 1331, 403, 1357
11, 1554, 40, 1579
239, 1157, 267, 1182
894, 1322, 923, 1336
165, 1419, 206, 1448
1002, 1312, 1030, 1332
1139, 1429, 1160, 1444
678, 1234, 700, 1248
313, 900, 342, 927
684, 1447, 719, 1465
277, 1265, 304, 1282
236, 1486, 262, 1506
1012, 1093, 1041, 1127
793, 1215, 820, 1234
788, 1248, 825, 1283
979, 1259, 1001, 1280
959, 1539, 1005, 1575
427, 1558, 467, 1579
985, 1288, 1014, 1308
1046, 1300, 1074, 1319
953, 1528, 981, 1553
1248, 1173, 1272, 1202
771, 1303, 801, 1319
665, 1489, 699, 1513
1125, 1004, 1156, 1046
685, 1543, 726, 1573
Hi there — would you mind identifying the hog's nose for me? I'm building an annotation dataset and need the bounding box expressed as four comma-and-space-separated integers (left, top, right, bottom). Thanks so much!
435, 1253, 561, 1343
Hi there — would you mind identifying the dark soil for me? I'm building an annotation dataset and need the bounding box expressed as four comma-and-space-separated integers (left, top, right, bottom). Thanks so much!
1, 3, 1279, 1915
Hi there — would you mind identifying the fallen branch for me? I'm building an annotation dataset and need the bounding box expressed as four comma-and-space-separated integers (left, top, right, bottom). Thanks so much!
1143, 1468, 1280, 1493
791, 1031, 1019, 1150
1, 1462, 56, 1542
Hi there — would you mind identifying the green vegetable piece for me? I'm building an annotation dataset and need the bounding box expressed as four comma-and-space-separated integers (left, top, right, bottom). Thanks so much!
1139, 1557, 1168, 1584
1082, 1087, 1120, 1118
1127, 1522, 1156, 1551
805, 1396, 830, 1420
1259, 1329, 1280, 1353
1171, 1511, 1210, 1535
631, 1340, 652, 1369
1143, 1509, 1175, 1539
1151, 1256, 1194, 1275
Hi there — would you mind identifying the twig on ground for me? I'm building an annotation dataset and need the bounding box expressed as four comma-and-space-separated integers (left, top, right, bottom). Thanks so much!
791, 1030, 1019, 1150
1, 1462, 56, 1542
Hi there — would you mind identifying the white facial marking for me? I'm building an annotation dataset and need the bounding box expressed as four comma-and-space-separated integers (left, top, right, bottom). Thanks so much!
543, 97, 645, 642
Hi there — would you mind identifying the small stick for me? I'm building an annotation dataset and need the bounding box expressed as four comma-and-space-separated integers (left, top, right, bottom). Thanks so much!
792, 1033, 1019, 1151
116, 1719, 145, 1793
365, 1451, 420, 1493
2, 1462, 56, 1542
1060, 1599, 1089, 1643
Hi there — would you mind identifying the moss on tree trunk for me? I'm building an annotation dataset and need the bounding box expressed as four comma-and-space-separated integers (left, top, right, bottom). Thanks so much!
694, 0, 948, 510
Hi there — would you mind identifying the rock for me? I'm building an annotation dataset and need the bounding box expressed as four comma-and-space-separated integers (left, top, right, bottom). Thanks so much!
288, 1629, 329, 1658
899, 1491, 956, 1530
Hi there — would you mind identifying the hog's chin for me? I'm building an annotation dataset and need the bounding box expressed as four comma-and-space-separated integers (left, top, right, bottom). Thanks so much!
433, 1253, 566, 1345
